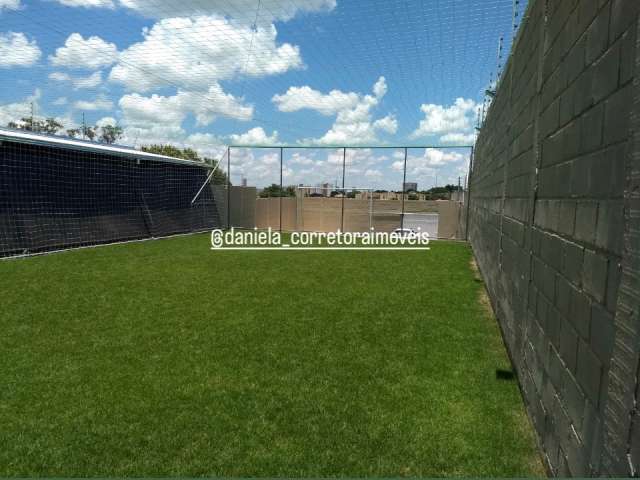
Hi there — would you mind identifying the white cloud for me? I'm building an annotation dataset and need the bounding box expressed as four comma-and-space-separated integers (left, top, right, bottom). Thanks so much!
96, 116, 117, 127
52, 97, 68, 106
373, 115, 398, 134
184, 133, 227, 160
116, 87, 252, 155
273, 86, 359, 116
120, 124, 187, 149
48, 72, 70, 82
0, 91, 77, 135
274, 77, 396, 146
0, 0, 20, 11
119, 92, 185, 127
116, 0, 335, 23
73, 95, 113, 111
372, 76, 387, 98
289, 153, 314, 165
109, 16, 302, 92
74, 71, 103, 89
440, 132, 476, 145
49, 70, 103, 89
393, 149, 466, 173
411, 98, 477, 143
0, 32, 41, 67
0, 90, 40, 126
119, 86, 252, 129
50, 33, 118, 69
228, 127, 278, 146
55, 0, 115, 7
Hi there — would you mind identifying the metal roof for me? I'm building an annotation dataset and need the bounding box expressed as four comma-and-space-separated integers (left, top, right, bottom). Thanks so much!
0, 127, 216, 169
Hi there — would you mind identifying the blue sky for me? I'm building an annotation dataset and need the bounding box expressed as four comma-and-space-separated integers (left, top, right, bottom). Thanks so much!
0, 0, 523, 188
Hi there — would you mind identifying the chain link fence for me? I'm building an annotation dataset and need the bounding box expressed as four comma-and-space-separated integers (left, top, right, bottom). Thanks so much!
219, 146, 473, 240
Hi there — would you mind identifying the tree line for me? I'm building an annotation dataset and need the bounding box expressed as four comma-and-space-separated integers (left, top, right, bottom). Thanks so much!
141, 144, 229, 185
7, 117, 123, 144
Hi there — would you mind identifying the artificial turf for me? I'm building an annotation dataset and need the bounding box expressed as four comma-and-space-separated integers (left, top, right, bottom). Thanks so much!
0, 234, 544, 477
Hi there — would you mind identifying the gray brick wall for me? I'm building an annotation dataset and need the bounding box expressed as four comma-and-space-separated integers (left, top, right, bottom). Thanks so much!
467, 0, 640, 475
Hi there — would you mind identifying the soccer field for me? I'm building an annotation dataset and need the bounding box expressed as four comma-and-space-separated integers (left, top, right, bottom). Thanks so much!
0, 234, 543, 477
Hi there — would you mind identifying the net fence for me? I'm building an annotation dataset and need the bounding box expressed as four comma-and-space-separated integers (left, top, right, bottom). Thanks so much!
0, 130, 222, 257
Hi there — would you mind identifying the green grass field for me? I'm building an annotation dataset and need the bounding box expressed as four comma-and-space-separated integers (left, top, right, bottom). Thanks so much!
0, 234, 543, 477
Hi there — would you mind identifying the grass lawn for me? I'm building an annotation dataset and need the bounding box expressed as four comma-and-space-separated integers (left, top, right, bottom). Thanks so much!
0, 234, 543, 477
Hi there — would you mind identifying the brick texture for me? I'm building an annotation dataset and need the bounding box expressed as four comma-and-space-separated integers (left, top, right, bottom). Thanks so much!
467, 0, 639, 475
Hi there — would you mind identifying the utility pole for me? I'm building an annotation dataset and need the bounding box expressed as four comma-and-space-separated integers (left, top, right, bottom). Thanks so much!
30, 102, 35, 132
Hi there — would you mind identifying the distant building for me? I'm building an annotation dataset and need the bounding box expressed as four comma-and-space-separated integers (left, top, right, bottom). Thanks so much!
403, 182, 418, 192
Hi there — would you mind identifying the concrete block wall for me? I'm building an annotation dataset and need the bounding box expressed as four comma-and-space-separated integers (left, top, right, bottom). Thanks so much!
468, 0, 640, 475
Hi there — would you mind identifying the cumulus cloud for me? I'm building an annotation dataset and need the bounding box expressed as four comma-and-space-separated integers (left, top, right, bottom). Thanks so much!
184, 133, 227, 160
0, 32, 41, 67
228, 127, 279, 146
0, 90, 40, 126
393, 149, 466, 173
49, 33, 118, 69
96, 116, 117, 127
373, 115, 398, 134
116, 87, 252, 153
55, 0, 115, 7
73, 95, 114, 111
109, 16, 302, 92
440, 132, 476, 145
119, 86, 252, 130
411, 98, 478, 144
274, 77, 396, 145
49, 70, 103, 89
273, 86, 359, 116
0, 0, 20, 11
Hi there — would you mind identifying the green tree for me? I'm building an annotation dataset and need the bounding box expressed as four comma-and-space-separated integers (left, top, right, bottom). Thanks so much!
82, 125, 97, 141
7, 117, 62, 134
8, 117, 35, 131
42, 118, 63, 134
99, 124, 123, 144
66, 128, 81, 138
259, 183, 295, 198
141, 144, 228, 185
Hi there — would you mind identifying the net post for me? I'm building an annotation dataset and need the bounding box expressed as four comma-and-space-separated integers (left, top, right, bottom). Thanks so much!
369, 189, 373, 232
401, 147, 408, 230
341, 147, 346, 232
279, 146, 283, 232
227, 146, 231, 229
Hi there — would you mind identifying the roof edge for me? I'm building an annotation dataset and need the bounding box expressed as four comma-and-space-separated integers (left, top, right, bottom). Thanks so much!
0, 127, 216, 169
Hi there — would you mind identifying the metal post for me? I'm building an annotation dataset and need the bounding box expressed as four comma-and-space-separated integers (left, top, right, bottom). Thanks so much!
341, 147, 346, 232
465, 146, 475, 241
279, 147, 283, 232
401, 147, 408, 230
227, 146, 231, 229
369, 190, 373, 232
